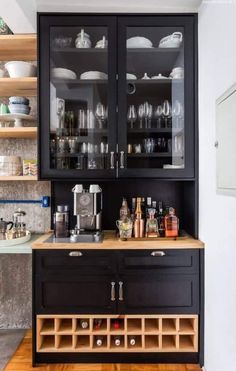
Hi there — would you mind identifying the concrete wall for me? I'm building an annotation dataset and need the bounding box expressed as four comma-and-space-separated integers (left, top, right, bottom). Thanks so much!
198, 2, 236, 371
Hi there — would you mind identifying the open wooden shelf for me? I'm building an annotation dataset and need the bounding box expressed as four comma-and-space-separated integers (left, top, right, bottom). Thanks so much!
0, 176, 37, 181
0, 34, 36, 60
0, 127, 37, 138
0, 77, 37, 96
37, 314, 198, 353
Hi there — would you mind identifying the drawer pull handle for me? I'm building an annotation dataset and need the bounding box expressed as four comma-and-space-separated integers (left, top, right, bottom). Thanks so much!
151, 251, 166, 257
69, 251, 83, 257
119, 281, 124, 301
111, 281, 116, 301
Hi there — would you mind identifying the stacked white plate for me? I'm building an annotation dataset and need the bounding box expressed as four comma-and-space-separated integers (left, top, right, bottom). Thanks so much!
127, 36, 153, 48
127, 73, 137, 80
51, 68, 77, 80
80, 71, 108, 80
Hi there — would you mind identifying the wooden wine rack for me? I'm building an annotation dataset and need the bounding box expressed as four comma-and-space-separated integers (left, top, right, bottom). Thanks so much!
37, 314, 198, 353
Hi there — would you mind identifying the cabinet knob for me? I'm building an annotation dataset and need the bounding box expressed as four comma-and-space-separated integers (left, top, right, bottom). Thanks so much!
111, 281, 116, 301
69, 251, 83, 257
120, 151, 125, 169
118, 281, 124, 301
214, 140, 219, 148
151, 251, 166, 257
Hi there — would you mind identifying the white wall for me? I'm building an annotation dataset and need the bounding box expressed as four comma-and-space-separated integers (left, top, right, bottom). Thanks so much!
199, 2, 236, 371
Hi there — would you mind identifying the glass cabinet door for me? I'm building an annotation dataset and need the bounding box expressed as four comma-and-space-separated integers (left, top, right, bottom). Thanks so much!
117, 16, 195, 178
39, 16, 117, 179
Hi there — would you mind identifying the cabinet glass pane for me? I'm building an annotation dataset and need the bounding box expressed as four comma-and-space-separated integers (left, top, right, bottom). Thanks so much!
50, 26, 109, 171
126, 26, 185, 170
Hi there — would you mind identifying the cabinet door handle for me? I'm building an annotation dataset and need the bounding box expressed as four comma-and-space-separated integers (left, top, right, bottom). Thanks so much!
120, 151, 125, 169
110, 151, 115, 169
111, 281, 116, 301
118, 281, 124, 301
69, 251, 83, 257
151, 251, 166, 257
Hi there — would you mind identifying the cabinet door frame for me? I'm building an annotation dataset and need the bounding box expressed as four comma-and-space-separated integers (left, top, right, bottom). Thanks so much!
117, 15, 197, 179
38, 13, 117, 180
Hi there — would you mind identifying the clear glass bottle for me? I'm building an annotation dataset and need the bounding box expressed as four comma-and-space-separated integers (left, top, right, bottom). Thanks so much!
146, 208, 159, 238
119, 197, 130, 220
164, 207, 179, 237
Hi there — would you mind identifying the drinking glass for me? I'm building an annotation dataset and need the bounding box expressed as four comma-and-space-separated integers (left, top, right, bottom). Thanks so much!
172, 100, 181, 128
162, 100, 172, 128
95, 103, 106, 129
143, 102, 153, 129
138, 104, 144, 129
143, 138, 155, 153
154, 105, 163, 128
127, 105, 137, 129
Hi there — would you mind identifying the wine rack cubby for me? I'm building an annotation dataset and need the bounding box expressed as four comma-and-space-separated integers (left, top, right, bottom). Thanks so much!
37, 315, 198, 353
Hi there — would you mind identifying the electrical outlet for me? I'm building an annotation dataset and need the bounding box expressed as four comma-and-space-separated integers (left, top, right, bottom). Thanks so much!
41, 196, 50, 208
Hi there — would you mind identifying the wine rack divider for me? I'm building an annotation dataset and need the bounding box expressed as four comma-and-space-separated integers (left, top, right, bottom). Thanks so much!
37, 314, 198, 353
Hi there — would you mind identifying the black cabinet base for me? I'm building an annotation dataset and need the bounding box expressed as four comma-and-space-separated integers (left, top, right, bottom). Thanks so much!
34, 352, 200, 365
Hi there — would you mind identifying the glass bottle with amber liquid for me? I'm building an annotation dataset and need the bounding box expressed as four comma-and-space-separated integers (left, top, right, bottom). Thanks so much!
134, 197, 144, 238
119, 197, 130, 220
164, 207, 179, 237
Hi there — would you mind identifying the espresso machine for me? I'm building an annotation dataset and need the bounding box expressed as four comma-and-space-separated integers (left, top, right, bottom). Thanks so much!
70, 184, 103, 243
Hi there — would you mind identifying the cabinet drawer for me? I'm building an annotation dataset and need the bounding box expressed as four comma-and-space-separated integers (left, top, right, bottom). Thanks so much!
119, 249, 199, 274
34, 250, 115, 275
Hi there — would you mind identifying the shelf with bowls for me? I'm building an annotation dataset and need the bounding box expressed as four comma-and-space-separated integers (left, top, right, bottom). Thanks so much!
51, 79, 107, 85
52, 48, 107, 53
0, 127, 37, 139
127, 79, 183, 84
0, 34, 36, 61
0, 77, 37, 97
127, 47, 182, 53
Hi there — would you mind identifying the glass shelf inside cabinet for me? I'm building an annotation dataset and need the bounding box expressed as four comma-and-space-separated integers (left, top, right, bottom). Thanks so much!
125, 26, 185, 170
50, 25, 109, 171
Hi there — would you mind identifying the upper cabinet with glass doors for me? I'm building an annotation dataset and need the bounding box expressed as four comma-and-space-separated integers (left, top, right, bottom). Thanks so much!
38, 14, 197, 179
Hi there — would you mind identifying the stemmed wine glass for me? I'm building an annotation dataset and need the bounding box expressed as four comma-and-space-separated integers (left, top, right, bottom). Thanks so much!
143, 102, 153, 129
172, 100, 181, 128
154, 105, 163, 128
95, 103, 107, 129
138, 104, 144, 129
162, 100, 172, 128
127, 105, 137, 129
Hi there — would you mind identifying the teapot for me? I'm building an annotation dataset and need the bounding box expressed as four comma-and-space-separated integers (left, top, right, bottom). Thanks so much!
0, 218, 13, 239
75, 29, 91, 48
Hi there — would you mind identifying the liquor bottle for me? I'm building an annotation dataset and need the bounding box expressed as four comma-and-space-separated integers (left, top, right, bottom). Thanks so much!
94, 319, 103, 330
146, 197, 152, 218
152, 201, 157, 217
158, 201, 165, 237
114, 336, 121, 346
134, 197, 144, 238
164, 207, 179, 237
119, 197, 131, 220
146, 208, 159, 238
129, 336, 136, 346
95, 336, 103, 347
80, 319, 89, 329
141, 197, 146, 215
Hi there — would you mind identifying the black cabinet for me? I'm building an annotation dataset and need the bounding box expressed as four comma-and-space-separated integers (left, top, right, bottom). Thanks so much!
33, 249, 200, 315
38, 13, 197, 179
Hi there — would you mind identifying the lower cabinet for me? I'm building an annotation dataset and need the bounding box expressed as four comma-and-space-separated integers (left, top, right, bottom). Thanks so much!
33, 248, 203, 365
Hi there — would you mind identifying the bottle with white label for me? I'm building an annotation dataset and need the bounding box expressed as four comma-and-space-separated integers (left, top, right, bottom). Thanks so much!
80, 319, 89, 329
114, 336, 121, 346
95, 336, 103, 347
129, 336, 136, 346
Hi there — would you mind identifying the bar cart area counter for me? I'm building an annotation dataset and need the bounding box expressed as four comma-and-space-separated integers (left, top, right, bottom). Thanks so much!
39, 14, 197, 179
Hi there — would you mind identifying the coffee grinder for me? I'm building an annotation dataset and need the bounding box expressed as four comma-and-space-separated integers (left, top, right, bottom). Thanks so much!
70, 184, 103, 243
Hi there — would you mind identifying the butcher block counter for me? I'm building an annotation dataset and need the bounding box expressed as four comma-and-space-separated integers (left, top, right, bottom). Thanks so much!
32, 231, 204, 249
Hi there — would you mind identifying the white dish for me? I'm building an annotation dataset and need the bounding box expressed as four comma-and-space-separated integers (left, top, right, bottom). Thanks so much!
126, 73, 137, 80
52, 68, 77, 80
159, 32, 183, 48
151, 74, 169, 79
127, 36, 153, 48
5, 61, 36, 78
80, 71, 108, 80
0, 231, 31, 247
0, 69, 4, 78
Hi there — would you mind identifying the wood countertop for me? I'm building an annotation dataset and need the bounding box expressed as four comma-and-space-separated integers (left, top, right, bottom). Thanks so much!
32, 231, 204, 250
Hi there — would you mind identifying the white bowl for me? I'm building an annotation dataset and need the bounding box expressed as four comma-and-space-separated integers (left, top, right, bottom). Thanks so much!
0, 156, 22, 176
126, 73, 137, 80
80, 71, 108, 80
0, 69, 4, 78
51, 68, 77, 80
5, 61, 37, 78
127, 36, 153, 48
